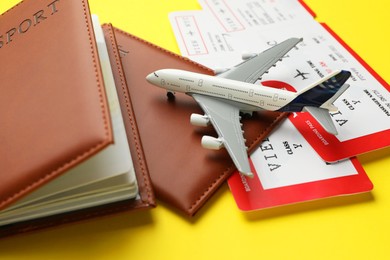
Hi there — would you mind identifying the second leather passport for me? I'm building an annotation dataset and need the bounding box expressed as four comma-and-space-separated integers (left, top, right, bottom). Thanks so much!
107, 26, 286, 216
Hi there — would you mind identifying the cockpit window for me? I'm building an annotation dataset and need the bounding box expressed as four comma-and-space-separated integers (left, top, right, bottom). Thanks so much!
154, 72, 159, 77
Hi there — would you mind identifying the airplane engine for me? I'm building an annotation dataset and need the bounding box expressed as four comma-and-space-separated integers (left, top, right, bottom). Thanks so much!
201, 136, 224, 150
190, 114, 210, 127
241, 52, 256, 60
214, 68, 228, 75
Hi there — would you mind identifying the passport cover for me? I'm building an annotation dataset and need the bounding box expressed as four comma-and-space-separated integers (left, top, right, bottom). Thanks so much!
0, 0, 113, 212
0, 0, 154, 238
109, 26, 287, 216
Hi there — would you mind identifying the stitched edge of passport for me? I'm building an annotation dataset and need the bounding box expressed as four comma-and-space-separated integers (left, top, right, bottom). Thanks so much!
0, 201, 148, 237
6, 203, 148, 237
0, 0, 111, 209
104, 24, 154, 206
112, 27, 215, 75
111, 27, 287, 215
0, 1, 24, 17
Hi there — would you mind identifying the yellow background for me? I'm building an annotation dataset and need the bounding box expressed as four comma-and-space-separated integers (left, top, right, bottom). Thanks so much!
1, 0, 390, 259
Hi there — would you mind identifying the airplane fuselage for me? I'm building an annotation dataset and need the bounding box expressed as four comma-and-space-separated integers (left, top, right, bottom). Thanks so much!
147, 69, 296, 112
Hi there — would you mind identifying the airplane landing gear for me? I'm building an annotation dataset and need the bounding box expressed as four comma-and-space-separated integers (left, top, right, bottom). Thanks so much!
167, 91, 175, 100
241, 111, 253, 118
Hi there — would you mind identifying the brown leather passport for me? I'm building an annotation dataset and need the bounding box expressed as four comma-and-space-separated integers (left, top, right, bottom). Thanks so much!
109, 26, 286, 216
0, 0, 154, 238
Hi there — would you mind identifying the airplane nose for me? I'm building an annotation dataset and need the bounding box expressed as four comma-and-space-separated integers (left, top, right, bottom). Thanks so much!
146, 72, 158, 85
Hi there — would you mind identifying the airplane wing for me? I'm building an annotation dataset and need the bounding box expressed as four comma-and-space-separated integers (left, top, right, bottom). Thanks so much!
191, 94, 253, 177
218, 38, 303, 84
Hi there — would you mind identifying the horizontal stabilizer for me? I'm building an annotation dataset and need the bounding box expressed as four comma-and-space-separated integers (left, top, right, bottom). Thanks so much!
321, 84, 350, 111
303, 106, 338, 135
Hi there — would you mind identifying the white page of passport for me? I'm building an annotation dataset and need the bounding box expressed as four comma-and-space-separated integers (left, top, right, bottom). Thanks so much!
0, 176, 137, 224
0, 16, 138, 225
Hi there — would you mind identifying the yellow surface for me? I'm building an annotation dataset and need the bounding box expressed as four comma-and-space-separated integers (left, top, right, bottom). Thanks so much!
1, 0, 390, 259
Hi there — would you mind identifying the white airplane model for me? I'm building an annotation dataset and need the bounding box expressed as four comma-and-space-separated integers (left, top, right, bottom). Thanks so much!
146, 38, 351, 177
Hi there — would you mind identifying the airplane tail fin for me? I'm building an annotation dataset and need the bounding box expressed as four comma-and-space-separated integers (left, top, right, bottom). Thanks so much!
281, 70, 351, 135
294, 70, 351, 109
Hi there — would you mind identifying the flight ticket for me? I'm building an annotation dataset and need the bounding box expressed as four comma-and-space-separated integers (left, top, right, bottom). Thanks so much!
228, 118, 372, 210
169, 5, 390, 162
170, 0, 314, 68
197, 0, 315, 32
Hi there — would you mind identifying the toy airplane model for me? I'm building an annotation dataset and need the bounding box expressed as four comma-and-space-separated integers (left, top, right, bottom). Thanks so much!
146, 38, 351, 177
